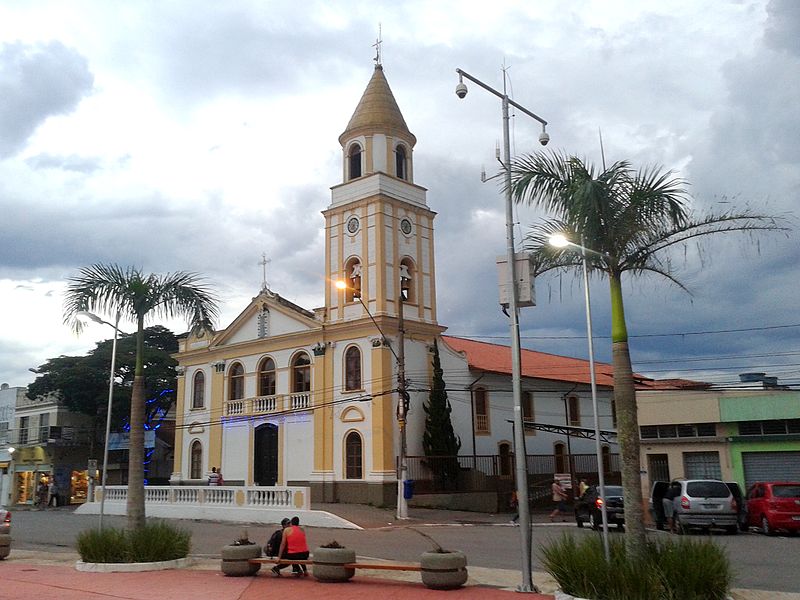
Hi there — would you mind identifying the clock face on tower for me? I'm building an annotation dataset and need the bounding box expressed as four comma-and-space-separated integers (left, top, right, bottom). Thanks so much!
346, 216, 360, 234
400, 218, 412, 235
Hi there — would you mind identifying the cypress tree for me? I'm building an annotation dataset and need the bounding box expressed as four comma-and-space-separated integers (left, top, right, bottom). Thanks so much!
422, 339, 461, 488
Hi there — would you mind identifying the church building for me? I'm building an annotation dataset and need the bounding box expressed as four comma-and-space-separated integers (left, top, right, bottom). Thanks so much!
170, 62, 618, 507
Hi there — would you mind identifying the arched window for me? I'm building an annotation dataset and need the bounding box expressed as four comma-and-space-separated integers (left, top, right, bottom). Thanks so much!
554, 442, 567, 473
229, 363, 245, 401
345, 431, 363, 479
292, 353, 311, 393
348, 143, 362, 179
602, 445, 611, 474
345, 346, 362, 391
258, 357, 276, 396
192, 371, 205, 409
395, 145, 407, 180
344, 257, 362, 302
190, 440, 202, 479
498, 442, 512, 477
567, 395, 580, 427
399, 258, 415, 303
474, 387, 489, 434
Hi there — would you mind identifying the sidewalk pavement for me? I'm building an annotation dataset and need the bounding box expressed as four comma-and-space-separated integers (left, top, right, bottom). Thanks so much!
3, 503, 799, 600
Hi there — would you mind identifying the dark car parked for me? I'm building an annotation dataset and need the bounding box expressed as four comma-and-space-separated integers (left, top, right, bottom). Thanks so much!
575, 485, 625, 530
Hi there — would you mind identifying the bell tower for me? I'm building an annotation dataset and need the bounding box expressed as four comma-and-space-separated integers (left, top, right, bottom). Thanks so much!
324, 64, 438, 326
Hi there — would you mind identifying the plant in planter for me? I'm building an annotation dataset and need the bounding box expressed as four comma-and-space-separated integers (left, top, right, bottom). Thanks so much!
312, 540, 356, 583
408, 527, 468, 590
76, 521, 191, 564
220, 530, 262, 577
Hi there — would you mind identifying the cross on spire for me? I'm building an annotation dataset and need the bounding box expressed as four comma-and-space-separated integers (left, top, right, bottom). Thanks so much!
373, 23, 382, 66
259, 253, 271, 292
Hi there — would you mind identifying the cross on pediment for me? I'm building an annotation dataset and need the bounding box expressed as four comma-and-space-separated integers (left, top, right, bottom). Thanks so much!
259, 253, 271, 292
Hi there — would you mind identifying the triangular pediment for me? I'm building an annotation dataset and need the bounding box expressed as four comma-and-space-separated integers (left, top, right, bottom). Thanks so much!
211, 289, 320, 347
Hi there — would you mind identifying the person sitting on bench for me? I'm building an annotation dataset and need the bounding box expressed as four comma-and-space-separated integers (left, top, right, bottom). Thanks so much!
272, 516, 309, 577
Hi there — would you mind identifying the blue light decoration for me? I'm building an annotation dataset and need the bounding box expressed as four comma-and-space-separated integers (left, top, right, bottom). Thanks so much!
121, 388, 174, 485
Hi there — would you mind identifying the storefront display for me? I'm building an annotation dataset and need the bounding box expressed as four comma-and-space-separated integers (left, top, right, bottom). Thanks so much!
71, 470, 88, 504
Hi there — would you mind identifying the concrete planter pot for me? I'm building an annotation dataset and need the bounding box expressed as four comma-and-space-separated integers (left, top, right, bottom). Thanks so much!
419, 550, 468, 590
0, 533, 11, 560
220, 543, 262, 576
313, 546, 356, 582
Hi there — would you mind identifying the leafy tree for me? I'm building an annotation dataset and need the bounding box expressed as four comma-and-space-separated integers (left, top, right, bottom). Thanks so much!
422, 339, 461, 489
27, 326, 179, 423
64, 264, 218, 531
510, 152, 784, 558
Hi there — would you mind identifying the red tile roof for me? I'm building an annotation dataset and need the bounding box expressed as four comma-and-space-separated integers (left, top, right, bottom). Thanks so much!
441, 335, 617, 387
441, 336, 709, 390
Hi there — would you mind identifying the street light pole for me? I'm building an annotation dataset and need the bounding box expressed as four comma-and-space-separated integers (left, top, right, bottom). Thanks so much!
551, 234, 610, 560
455, 67, 549, 593
76, 310, 124, 530
396, 293, 409, 520
334, 281, 408, 520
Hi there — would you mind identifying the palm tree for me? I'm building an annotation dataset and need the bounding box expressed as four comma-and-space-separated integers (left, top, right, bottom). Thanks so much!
64, 264, 219, 530
509, 152, 784, 558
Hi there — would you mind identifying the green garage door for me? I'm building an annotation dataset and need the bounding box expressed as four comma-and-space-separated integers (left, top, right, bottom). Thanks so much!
742, 452, 800, 489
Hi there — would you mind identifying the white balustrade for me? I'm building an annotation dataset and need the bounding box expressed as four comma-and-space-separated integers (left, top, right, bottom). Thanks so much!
290, 392, 311, 411
225, 400, 245, 416
253, 395, 278, 414
93, 485, 309, 511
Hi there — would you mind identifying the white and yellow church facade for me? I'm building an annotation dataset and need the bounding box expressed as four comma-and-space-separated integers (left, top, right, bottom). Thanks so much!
170, 64, 619, 506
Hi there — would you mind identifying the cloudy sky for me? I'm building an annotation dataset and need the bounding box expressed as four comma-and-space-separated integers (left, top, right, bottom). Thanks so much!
1, 0, 797, 390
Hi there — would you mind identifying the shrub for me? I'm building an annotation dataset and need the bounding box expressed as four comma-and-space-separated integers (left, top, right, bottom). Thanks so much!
540, 534, 731, 600
76, 521, 191, 564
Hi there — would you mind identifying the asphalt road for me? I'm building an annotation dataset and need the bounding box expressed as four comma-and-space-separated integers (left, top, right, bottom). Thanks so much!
7, 507, 800, 593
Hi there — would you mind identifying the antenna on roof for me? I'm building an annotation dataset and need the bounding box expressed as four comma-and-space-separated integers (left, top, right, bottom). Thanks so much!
373, 23, 382, 66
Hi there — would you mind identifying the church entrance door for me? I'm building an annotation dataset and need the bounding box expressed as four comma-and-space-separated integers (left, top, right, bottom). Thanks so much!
254, 423, 279, 486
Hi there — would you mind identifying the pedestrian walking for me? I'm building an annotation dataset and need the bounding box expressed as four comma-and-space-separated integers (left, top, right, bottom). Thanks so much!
549, 478, 569, 521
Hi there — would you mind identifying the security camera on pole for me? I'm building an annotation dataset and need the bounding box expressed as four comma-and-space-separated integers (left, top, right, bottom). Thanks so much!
455, 67, 549, 593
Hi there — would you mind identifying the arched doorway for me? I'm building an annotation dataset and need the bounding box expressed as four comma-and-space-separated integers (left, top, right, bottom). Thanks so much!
254, 423, 279, 486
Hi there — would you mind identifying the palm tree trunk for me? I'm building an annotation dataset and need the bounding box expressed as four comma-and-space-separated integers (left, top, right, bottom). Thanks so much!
126, 316, 146, 530
609, 273, 646, 560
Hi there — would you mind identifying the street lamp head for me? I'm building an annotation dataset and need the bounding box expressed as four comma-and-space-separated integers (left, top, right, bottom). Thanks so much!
549, 234, 570, 248
455, 72, 468, 99
7, 447, 14, 454
335, 280, 347, 290
538, 129, 550, 146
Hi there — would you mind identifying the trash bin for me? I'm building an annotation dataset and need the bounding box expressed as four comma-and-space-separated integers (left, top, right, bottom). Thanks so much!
403, 479, 415, 500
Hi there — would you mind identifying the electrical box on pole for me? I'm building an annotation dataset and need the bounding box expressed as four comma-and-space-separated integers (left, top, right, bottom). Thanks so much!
496, 253, 536, 307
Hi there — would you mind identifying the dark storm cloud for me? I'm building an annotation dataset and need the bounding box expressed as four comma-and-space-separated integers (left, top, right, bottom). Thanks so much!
0, 41, 94, 157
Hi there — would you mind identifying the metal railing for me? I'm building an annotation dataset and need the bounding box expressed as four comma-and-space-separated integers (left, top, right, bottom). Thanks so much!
405, 453, 621, 496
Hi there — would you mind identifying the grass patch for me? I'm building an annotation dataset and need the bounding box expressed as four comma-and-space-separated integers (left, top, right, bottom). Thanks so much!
77, 521, 191, 564
541, 534, 731, 600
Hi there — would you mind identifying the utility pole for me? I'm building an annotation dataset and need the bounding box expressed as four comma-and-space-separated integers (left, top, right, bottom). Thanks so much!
396, 292, 409, 519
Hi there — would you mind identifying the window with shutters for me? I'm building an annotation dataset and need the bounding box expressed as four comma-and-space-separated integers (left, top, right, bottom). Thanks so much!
474, 387, 490, 434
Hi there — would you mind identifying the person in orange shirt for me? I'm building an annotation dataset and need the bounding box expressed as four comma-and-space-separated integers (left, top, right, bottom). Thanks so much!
272, 516, 309, 577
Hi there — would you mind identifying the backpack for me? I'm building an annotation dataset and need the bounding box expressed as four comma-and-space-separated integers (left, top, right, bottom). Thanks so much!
266, 529, 283, 557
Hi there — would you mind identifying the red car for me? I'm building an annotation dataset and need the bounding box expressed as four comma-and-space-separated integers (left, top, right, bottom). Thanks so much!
745, 482, 800, 535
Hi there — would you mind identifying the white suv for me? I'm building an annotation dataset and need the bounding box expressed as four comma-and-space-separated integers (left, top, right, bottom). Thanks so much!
653, 479, 738, 534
